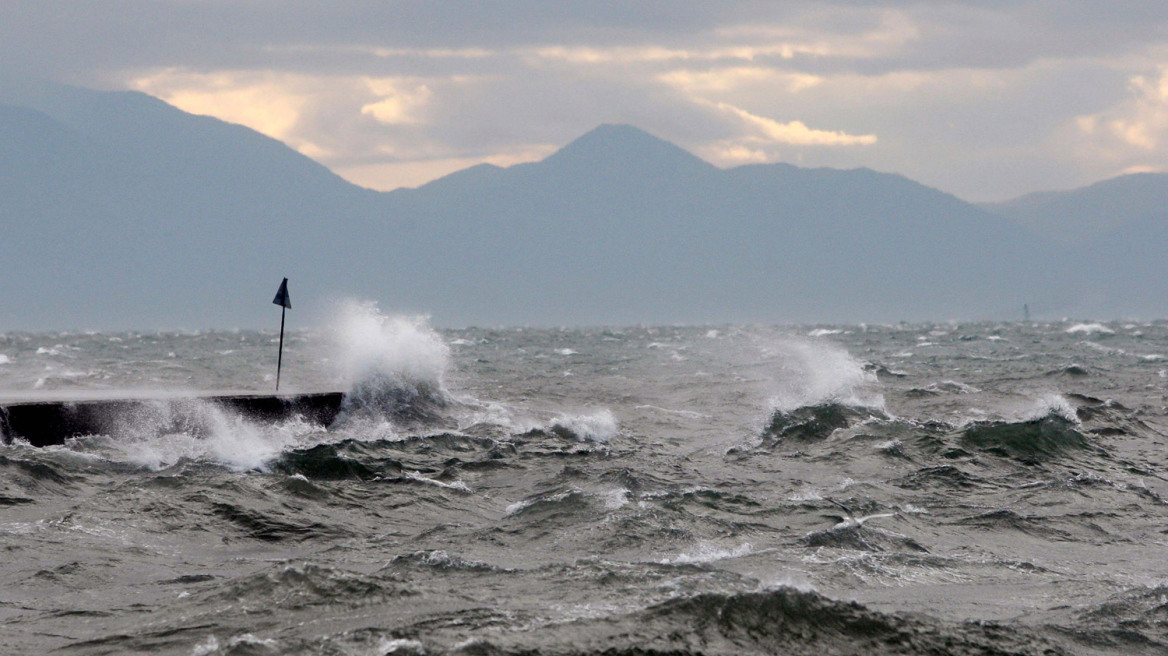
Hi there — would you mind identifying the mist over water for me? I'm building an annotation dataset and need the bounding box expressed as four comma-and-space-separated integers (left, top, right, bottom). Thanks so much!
3, 319, 1168, 654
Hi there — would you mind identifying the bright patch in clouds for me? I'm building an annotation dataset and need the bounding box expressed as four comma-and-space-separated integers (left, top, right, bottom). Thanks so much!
338, 145, 557, 191
699, 142, 770, 164
1106, 69, 1168, 150
1069, 64, 1168, 174
360, 77, 433, 125
660, 67, 822, 94
133, 70, 307, 142
715, 102, 877, 147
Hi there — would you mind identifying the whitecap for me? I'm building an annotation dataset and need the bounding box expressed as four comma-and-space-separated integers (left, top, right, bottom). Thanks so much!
405, 471, 473, 493
1023, 394, 1080, 424
378, 638, 426, 655
1066, 323, 1114, 335
550, 409, 619, 443
602, 488, 630, 509
765, 339, 884, 414
788, 487, 823, 502
662, 541, 753, 565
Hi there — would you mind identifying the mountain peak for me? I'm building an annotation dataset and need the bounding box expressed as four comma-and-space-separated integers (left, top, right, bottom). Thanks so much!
542, 124, 716, 175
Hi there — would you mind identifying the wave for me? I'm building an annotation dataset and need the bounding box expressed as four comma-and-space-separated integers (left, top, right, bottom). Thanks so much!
1068, 584, 1168, 650
956, 509, 1073, 540
660, 541, 753, 565
1067, 394, 1155, 438
203, 563, 408, 610
892, 465, 987, 491
269, 442, 399, 480
765, 339, 884, 414
461, 587, 1057, 655
504, 487, 596, 518
548, 409, 618, 443
904, 380, 980, 397
761, 402, 887, 447
386, 550, 502, 573
1066, 322, 1115, 335
330, 302, 453, 428
66, 399, 324, 471
0, 454, 82, 494
210, 501, 343, 542
799, 511, 928, 553
959, 410, 1095, 464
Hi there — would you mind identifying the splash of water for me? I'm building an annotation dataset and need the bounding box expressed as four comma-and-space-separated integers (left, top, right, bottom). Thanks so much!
330, 301, 452, 425
550, 409, 619, 443
765, 339, 883, 413
75, 399, 320, 471
332, 301, 449, 391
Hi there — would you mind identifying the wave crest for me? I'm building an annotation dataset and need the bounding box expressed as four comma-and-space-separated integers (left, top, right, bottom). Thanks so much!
959, 411, 1093, 464
331, 302, 453, 427
762, 402, 887, 447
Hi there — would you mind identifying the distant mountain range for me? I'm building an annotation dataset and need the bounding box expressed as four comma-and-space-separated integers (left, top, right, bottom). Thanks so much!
2, 81, 1166, 329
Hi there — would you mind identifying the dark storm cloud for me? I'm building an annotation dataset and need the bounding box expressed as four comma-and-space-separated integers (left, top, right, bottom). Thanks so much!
7, 1, 1167, 79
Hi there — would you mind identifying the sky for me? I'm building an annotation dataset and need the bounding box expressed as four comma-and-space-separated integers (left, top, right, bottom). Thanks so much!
5, 1, 1168, 202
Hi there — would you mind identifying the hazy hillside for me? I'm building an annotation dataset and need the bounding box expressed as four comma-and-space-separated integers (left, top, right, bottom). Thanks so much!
985, 173, 1168, 246
373, 125, 1059, 325
0, 82, 385, 329
2, 82, 1153, 329
982, 172, 1168, 318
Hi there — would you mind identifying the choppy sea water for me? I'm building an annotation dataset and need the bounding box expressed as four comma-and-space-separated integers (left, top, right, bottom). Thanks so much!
3, 306, 1168, 655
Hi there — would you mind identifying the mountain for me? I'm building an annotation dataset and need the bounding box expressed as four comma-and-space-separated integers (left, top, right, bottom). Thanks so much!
0, 82, 1133, 329
0, 82, 384, 329
985, 172, 1168, 247
371, 125, 1058, 325
982, 172, 1168, 318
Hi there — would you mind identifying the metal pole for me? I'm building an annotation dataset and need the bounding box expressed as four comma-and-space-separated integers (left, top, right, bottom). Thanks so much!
276, 306, 286, 391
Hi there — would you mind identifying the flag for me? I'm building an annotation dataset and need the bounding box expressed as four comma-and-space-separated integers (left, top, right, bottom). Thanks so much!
272, 278, 291, 309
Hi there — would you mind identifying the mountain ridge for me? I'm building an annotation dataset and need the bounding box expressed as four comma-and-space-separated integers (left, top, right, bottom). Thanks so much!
1, 82, 1165, 328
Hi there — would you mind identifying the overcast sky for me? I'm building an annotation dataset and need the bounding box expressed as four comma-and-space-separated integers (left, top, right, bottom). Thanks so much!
5, 1, 1168, 201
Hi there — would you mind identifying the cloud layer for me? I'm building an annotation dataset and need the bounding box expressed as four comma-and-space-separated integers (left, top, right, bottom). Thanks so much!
6, 1, 1168, 200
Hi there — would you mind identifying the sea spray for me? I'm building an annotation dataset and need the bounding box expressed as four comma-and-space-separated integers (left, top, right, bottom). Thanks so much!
749, 337, 886, 447
79, 399, 318, 471
330, 301, 453, 427
763, 338, 884, 414
549, 409, 619, 443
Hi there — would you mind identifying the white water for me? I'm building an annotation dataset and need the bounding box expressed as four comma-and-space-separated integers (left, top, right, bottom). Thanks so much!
763, 338, 883, 413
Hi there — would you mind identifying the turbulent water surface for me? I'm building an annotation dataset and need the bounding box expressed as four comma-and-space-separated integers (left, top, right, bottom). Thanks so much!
3, 308, 1168, 655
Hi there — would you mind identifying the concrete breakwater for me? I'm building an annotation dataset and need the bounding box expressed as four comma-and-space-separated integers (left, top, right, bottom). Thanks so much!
0, 392, 345, 447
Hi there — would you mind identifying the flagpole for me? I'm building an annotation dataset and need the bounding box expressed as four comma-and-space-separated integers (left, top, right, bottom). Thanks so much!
276, 305, 286, 391
272, 277, 291, 392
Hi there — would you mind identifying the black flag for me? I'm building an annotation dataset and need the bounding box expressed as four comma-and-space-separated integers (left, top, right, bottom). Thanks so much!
273, 278, 291, 309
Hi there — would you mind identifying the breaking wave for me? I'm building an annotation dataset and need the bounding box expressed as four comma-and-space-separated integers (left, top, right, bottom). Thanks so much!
766, 339, 883, 414
330, 301, 453, 427
959, 398, 1095, 464
762, 402, 888, 447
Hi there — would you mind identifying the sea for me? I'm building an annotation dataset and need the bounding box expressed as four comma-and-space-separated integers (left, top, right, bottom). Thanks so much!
3, 303, 1168, 655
